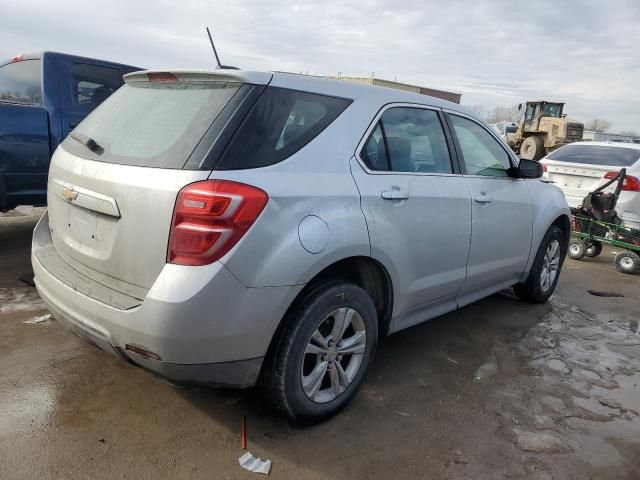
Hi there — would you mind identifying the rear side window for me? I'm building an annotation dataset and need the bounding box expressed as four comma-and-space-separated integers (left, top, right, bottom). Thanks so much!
0, 60, 42, 105
215, 87, 352, 170
361, 108, 452, 173
72, 64, 123, 111
63, 81, 245, 168
546, 144, 640, 167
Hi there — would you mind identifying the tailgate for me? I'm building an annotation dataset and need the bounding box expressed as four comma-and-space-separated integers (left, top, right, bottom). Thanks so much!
47, 148, 209, 297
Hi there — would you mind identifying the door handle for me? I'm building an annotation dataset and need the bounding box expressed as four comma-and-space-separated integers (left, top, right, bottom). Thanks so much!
474, 193, 492, 204
381, 189, 410, 200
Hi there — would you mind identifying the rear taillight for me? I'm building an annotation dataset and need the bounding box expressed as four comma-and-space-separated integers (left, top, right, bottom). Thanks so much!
542, 163, 548, 173
168, 180, 268, 266
10, 53, 24, 63
604, 172, 640, 192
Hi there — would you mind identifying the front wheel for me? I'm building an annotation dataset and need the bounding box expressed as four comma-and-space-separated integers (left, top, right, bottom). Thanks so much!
515, 226, 566, 303
259, 281, 378, 424
614, 251, 640, 275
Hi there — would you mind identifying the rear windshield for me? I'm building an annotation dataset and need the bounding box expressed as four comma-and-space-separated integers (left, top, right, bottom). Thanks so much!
546, 144, 640, 167
62, 81, 245, 168
0, 59, 42, 105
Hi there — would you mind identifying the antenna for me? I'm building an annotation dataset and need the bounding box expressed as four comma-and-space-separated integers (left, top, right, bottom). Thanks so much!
206, 27, 222, 68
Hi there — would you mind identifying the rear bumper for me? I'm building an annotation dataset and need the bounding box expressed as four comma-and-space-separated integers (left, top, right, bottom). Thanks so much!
32, 211, 303, 388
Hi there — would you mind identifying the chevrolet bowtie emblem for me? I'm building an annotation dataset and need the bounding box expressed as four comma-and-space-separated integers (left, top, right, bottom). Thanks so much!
63, 187, 78, 201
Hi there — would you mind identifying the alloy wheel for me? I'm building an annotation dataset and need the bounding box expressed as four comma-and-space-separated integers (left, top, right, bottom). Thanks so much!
301, 307, 367, 403
540, 239, 561, 292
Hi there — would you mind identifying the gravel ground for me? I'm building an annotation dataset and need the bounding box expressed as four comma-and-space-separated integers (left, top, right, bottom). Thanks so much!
1, 209, 639, 479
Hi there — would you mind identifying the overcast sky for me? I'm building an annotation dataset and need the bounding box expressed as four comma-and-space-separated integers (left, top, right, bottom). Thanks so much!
2, 0, 638, 131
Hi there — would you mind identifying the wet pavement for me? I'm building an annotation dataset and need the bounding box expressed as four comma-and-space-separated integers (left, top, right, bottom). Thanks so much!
1, 210, 639, 479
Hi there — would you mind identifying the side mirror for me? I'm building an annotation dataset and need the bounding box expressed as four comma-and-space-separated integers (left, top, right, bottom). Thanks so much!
505, 125, 517, 134
510, 159, 543, 179
518, 103, 522, 111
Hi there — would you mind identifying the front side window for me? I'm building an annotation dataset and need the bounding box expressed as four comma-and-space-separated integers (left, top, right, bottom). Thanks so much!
0, 59, 42, 105
541, 103, 563, 118
448, 114, 511, 177
72, 64, 123, 111
361, 107, 452, 174
215, 87, 352, 170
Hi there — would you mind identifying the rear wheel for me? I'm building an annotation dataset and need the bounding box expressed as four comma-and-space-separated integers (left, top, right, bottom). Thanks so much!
515, 226, 566, 303
259, 281, 378, 424
585, 241, 603, 258
614, 251, 640, 274
520, 136, 545, 160
568, 238, 586, 260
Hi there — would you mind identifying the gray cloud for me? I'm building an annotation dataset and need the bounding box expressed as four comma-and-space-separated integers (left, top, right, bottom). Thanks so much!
1, 0, 638, 130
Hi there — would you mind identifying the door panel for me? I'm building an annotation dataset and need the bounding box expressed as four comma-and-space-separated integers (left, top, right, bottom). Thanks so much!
446, 112, 533, 295
353, 106, 472, 326
351, 160, 471, 318
462, 176, 533, 291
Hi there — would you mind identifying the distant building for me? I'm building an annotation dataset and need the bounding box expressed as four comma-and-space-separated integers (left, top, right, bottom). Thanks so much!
330, 75, 462, 104
582, 130, 640, 143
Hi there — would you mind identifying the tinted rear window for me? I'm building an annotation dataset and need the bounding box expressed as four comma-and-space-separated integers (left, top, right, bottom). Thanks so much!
62, 81, 245, 168
214, 87, 352, 170
0, 59, 42, 105
546, 144, 640, 167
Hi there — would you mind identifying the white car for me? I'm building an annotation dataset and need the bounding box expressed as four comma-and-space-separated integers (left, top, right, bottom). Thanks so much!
541, 142, 640, 229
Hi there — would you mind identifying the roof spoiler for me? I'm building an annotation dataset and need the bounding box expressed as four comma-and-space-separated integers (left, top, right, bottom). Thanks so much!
123, 69, 272, 86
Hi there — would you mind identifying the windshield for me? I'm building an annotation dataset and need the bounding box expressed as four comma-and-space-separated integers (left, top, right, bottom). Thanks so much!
541, 103, 563, 118
546, 144, 640, 167
62, 80, 245, 169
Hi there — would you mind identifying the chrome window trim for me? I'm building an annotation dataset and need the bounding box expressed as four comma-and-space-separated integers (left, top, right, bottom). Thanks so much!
354, 102, 462, 177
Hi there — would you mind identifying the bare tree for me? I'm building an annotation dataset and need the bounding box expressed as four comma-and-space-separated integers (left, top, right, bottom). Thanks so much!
585, 119, 613, 132
619, 130, 639, 136
486, 105, 520, 124
466, 104, 488, 120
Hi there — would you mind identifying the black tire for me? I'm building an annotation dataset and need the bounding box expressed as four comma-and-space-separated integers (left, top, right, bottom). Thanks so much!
585, 241, 603, 258
515, 225, 567, 303
568, 238, 586, 260
614, 251, 640, 275
520, 136, 545, 160
259, 281, 378, 424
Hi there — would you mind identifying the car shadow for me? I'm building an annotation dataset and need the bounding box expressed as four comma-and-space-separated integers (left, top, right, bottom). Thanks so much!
177, 292, 550, 477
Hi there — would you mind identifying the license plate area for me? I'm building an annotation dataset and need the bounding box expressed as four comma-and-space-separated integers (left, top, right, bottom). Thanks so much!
66, 203, 98, 244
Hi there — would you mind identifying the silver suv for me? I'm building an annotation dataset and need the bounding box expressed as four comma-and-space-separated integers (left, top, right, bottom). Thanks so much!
32, 69, 570, 423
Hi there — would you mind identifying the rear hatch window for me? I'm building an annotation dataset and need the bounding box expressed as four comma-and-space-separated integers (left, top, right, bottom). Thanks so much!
0, 59, 42, 105
62, 80, 248, 169
547, 144, 640, 167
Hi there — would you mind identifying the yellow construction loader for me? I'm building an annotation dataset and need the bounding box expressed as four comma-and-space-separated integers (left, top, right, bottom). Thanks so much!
505, 101, 584, 160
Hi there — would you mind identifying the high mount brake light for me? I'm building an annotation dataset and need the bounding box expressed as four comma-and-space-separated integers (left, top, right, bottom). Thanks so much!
604, 171, 640, 192
147, 72, 178, 83
168, 180, 268, 266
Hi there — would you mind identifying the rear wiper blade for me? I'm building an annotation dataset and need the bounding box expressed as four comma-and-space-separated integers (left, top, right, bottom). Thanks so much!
69, 132, 103, 154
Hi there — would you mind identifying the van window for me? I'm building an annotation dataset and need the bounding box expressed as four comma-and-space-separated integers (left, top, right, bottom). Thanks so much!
0, 60, 42, 105
215, 87, 352, 170
72, 64, 123, 111
62, 81, 246, 169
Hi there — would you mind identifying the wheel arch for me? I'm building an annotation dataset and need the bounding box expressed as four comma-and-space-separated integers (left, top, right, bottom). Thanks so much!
265, 255, 394, 365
